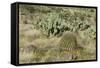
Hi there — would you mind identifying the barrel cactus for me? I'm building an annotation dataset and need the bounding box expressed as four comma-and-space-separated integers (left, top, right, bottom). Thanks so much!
57, 32, 83, 60
58, 32, 78, 51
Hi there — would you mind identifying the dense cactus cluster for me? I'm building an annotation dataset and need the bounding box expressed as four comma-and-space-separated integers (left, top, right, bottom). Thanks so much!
19, 5, 96, 38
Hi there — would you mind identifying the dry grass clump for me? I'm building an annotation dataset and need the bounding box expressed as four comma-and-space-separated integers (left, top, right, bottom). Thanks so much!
19, 30, 96, 63
19, 31, 96, 63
